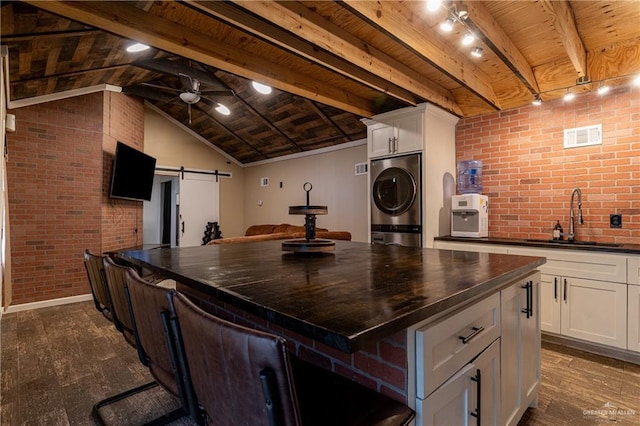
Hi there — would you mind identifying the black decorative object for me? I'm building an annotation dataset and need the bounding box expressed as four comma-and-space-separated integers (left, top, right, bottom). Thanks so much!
202, 221, 222, 245
282, 182, 335, 253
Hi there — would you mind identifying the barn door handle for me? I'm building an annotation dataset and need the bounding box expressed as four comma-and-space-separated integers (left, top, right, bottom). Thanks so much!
181, 221, 185, 234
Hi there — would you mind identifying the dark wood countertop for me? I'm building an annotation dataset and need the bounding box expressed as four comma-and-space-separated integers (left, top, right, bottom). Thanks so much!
435, 236, 640, 254
119, 240, 545, 353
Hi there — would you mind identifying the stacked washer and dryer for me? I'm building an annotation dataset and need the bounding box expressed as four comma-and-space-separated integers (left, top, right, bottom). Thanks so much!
370, 153, 422, 248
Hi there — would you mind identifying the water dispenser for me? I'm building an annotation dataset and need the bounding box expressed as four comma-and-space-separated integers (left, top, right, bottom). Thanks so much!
451, 194, 488, 238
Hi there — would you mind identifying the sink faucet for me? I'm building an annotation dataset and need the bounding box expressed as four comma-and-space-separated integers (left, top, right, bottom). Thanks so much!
568, 188, 583, 241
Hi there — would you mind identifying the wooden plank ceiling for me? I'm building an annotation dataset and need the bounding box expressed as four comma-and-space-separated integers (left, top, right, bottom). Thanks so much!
2, 1, 639, 164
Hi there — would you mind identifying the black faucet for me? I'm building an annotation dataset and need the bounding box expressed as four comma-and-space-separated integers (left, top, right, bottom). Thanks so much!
568, 188, 583, 241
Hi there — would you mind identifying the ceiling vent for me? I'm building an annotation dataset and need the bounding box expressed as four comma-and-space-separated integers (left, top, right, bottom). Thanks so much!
563, 124, 602, 149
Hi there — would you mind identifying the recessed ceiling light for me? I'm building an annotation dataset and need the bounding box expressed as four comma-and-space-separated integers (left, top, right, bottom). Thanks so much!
215, 103, 230, 116
471, 46, 483, 58
563, 91, 575, 101
426, 0, 442, 12
440, 18, 454, 32
462, 32, 475, 46
126, 42, 150, 53
252, 81, 272, 95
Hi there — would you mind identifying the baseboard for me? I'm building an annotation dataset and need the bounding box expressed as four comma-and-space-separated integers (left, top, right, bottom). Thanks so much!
4, 294, 93, 314
542, 332, 640, 365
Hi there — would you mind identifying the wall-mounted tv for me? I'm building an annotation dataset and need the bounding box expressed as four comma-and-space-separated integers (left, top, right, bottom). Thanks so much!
109, 141, 157, 202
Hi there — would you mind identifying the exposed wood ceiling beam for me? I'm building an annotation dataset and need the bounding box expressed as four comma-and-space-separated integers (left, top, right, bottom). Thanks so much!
10, 63, 132, 83
24, 0, 377, 117
0, 28, 100, 42
539, 0, 587, 78
341, 0, 500, 110
187, 0, 462, 116
461, 1, 540, 95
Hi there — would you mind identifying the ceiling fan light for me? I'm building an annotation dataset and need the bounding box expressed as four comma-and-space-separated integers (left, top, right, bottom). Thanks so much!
252, 81, 272, 95
179, 92, 200, 104
462, 32, 475, 46
215, 103, 230, 116
440, 18, 454, 32
426, 0, 442, 12
126, 42, 150, 53
471, 46, 483, 58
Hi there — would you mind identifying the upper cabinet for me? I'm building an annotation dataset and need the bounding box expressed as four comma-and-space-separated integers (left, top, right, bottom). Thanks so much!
366, 111, 423, 158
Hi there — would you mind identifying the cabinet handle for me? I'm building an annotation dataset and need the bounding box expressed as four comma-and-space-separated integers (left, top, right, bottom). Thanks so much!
388, 137, 392, 153
470, 368, 481, 425
459, 326, 484, 344
393, 136, 398, 153
563, 279, 567, 303
521, 281, 532, 318
554, 277, 558, 300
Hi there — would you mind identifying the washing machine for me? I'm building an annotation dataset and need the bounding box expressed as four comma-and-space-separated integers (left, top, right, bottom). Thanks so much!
370, 153, 422, 247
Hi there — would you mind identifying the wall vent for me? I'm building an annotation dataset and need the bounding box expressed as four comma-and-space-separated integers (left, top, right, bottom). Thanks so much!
355, 162, 368, 176
260, 177, 269, 187
563, 124, 602, 149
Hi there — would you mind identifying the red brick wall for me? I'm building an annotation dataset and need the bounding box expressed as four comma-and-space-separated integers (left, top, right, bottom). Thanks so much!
456, 86, 639, 244
6, 91, 144, 305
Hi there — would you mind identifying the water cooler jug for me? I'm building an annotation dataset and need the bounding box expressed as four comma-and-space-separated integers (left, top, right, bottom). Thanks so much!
451, 194, 488, 238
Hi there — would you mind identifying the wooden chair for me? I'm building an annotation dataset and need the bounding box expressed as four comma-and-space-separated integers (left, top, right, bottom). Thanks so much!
168, 291, 415, 426
83, 249, 112, 321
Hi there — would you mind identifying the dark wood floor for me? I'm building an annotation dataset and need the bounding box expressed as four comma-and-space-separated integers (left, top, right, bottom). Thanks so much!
1, 301, 638, 425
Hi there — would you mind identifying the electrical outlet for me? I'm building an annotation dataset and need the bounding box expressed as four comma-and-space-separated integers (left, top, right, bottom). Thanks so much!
610, 213, 622, 228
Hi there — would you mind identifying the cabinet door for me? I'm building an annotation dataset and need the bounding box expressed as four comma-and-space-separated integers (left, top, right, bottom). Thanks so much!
561, 278, 627, 349
417, 363, 476, 426
368, 123, 394, 158
395, 113, 423, 154
629, 285, 640, 351
501, 275, 540, 426
540, 274, 561, 333
472, 339, 501, 426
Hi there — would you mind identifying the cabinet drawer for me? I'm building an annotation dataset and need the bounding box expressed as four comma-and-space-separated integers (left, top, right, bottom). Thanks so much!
628, 257, 640, 285
416, 292, 500, 399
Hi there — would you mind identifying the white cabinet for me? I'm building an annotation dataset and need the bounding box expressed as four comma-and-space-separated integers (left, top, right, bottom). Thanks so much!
629, 284, 640, 351
366, 112, 423, 158
417, 339, 501, 426
501, 274, 540, 426
540, 274, 561, 334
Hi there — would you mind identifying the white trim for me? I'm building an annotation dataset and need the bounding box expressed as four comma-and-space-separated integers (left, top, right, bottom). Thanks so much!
4, 294, 93, 313
145, 102, 242, 167
243, 138, 367, 167
7, 84, 121, 109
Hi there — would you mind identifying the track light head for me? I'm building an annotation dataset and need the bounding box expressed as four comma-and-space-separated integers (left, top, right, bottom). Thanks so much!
440, 18, 455, 32
471, 46, 483, 58
462, 32, 475, 46
532, 95, 543, 106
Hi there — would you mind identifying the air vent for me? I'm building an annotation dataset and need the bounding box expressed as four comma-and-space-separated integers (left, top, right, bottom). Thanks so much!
355, 162, 368, 176
563, 124, 602, 149
260, 177, 269, 187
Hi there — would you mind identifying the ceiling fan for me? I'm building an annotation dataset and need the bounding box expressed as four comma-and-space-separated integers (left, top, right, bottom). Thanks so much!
123, 58, 235, 123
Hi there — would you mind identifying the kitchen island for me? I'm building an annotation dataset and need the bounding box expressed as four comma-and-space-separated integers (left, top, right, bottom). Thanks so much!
119, 240, 545, 422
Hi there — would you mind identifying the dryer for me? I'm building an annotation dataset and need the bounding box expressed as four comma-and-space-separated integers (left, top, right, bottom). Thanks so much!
370, 153, 422, 247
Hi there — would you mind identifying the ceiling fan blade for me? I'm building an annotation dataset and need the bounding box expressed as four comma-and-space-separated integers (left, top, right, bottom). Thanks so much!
122, 85, 176, 103
199, 89, 236, 97
133, 58, 228, 90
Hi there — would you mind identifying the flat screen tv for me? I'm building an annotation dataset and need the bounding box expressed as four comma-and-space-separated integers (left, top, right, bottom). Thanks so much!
109, 141, 157, 201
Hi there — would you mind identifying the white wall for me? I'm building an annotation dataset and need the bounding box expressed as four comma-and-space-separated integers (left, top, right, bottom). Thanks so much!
242, 144, 369, 242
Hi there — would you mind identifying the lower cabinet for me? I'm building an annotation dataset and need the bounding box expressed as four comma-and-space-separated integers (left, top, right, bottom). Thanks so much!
541, 275, 627, 349
627, 285, 640, 351
501, 275, 540, 426
413, 272, 539, 425
417, 339, 501, 425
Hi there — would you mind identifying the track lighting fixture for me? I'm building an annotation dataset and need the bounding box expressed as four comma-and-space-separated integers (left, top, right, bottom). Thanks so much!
597, 84, 610, 95
215, 103, 230, 116
456, 6, 469, 20
471, 47, 483, 58
462, 32, 475, 46
440, 18, 455, 32
532, 95, 543, 106
563, 90, 575, 101
426, 0, 442, 12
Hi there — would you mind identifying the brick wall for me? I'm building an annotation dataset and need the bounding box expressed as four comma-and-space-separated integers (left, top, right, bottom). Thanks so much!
456, 86, 639, 244
6, 91, 144, 305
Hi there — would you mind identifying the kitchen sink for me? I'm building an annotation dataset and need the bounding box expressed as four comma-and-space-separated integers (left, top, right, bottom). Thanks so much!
525, 239, 622, 247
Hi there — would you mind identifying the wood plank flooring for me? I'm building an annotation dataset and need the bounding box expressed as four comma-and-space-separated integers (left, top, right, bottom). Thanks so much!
1, 301, 638, 425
